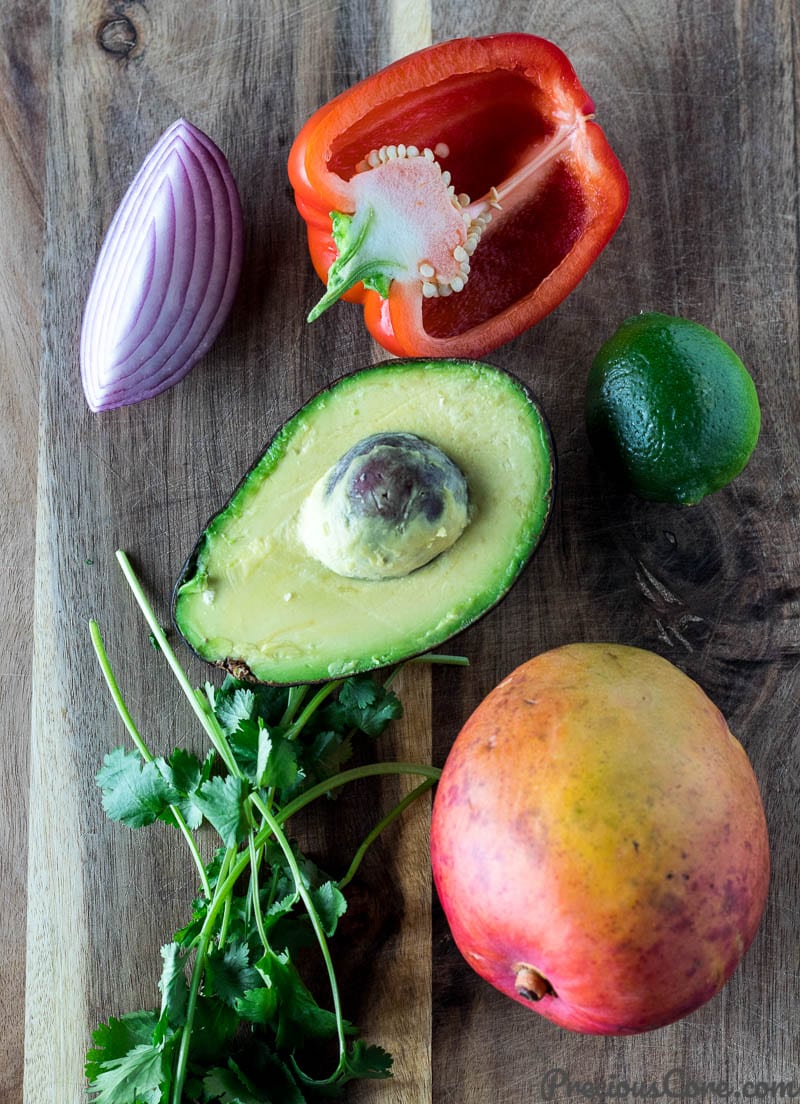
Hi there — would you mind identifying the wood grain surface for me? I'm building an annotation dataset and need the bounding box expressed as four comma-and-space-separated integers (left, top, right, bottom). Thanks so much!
5, 1, 798, 1102
1, 2, 48, 1099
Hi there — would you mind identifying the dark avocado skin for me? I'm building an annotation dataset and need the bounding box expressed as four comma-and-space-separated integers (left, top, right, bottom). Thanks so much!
172, 358, 557, 685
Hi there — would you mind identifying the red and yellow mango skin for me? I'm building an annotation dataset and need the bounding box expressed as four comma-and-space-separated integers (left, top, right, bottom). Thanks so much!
430, 644, 770, 1034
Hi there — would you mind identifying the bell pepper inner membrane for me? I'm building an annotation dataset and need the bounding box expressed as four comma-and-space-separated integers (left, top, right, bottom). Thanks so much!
423, 162, 588, 337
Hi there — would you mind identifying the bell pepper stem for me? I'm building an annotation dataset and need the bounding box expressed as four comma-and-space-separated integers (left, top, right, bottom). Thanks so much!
307, 206, 396, 322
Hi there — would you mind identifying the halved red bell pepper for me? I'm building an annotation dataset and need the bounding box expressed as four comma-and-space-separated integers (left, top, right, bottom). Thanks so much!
288, 33, 629, 358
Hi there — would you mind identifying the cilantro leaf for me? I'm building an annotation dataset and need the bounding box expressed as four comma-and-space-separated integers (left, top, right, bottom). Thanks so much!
256, 949, 341, 1049
190, 995, 239, 1064
267, 891, 298, 919
309, 882, 347, 938
322, 678, 402, 738
254, 721, 272, 786
86, 1012, 160, 1082
96, 749, 178, 829
223, 712, 301, 793
339, 678, 377, 710
173, 897, 207, 949
262, 901, 316, 957
341, 1039, 393, 1082
156, 748, 213, 830
224, 715, 302, 792
212, 677, 289, 730
298, 730, 352, 789
294, 1039, 392, 1098
214, 686, 257, 737
240, 1048, 307, 1104
249, 683, 292, 725
234, 985, 278, 1026
202, 1059, 270, 1103
158, 942, 189, 1027
86, 1039, 173, 1104
254, 887, 318, 955
89, 601, 417, 1104
260, 730, 301, 791
204, 847, 229, 889
158, 747, 206, 793
226, 718, 262, 780
205, 941, 261, 1008
193, 775, 250, 847
203, 1053, 307, 1104
263, 838, 324, 894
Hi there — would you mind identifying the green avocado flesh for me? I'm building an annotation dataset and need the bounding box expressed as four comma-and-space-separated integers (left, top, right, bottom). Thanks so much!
173, 359, 554, 684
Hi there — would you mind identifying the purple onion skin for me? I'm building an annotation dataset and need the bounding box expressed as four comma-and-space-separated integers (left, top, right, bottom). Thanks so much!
80, 118, 243, 412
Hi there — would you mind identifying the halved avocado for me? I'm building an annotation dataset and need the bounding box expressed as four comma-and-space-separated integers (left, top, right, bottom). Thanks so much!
173, 358, 555, 684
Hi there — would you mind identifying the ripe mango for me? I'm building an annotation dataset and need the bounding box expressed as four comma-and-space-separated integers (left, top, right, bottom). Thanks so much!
430, 644, 769, 1034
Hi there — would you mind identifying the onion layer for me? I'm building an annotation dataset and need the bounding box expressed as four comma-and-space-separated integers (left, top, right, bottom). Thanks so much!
80, 119, 243, 412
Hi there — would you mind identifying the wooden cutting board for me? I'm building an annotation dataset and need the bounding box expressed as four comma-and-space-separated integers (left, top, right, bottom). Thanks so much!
3, 1, 798, 1101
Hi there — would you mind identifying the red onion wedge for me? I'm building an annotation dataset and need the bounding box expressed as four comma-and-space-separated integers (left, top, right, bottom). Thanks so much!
80, 119, 243, 412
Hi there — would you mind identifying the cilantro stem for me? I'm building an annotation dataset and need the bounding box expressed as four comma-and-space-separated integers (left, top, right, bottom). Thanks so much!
115, 550, 242, 779
88, 619, 211, 900
172, 841, 239, 1104
276, 760, 442, 826
265, 865, 280, 912
250, 791, 348, 1067
248, 834, 270, 952
216, 846, 238, 948
283, 679, 342, 740
337, 778, 436, 891
280, 684, 308, 727
89, 619, 153, 762
383, 652, 469, 689
171, 925, 212, 1104
202, 761, 441, 922
412, 652, 470, 666
107, 551, 449, 1099
167, 759, 441, 1098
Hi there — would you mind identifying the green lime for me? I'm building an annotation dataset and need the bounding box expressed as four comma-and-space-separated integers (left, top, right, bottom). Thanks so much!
585, 312, 761, 505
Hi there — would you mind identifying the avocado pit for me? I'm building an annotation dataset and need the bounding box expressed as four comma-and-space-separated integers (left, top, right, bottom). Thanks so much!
298, 431, 470, 580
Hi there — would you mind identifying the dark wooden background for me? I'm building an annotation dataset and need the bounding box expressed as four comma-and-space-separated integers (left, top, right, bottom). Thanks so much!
3, 1, 798, 1101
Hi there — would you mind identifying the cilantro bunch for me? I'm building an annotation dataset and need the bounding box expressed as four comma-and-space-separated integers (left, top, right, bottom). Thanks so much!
86, 551, 456, 1104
